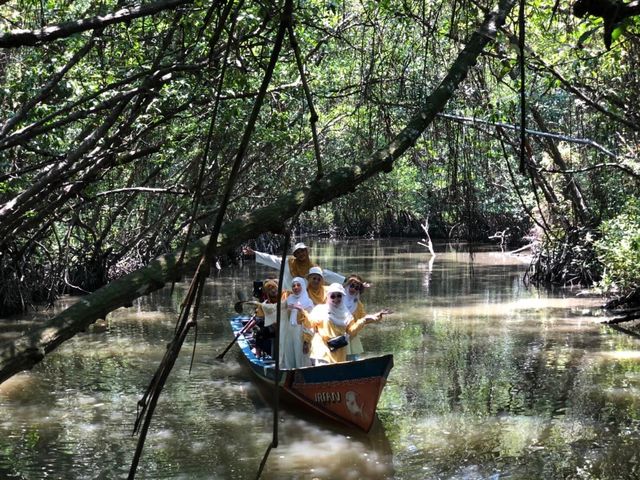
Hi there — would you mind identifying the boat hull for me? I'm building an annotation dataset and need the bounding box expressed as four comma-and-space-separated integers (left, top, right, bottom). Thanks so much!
230, 316, 393, 432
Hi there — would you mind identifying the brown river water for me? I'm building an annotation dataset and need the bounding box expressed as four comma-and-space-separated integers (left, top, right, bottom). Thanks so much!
1, 239, 638, 479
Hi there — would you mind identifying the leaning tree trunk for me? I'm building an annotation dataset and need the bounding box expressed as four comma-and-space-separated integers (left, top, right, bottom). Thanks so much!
0, 0, 517, 384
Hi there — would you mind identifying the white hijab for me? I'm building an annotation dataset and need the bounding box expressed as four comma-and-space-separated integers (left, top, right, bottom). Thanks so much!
325, 283, 352, 327
286, 277, 314, 325
344, 288, 359, 314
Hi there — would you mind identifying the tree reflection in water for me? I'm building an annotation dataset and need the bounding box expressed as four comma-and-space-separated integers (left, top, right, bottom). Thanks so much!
1, 239, 639, 479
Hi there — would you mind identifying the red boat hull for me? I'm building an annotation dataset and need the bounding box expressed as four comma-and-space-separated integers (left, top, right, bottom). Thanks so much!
231, 316, 393, 432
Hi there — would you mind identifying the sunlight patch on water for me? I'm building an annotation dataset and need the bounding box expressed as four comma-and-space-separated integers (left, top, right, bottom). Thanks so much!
599, 350, 640, 360
428, 297, 603, 319
263, 418, 392, 479
108, 309, 176, 322
396, 298, 604, 333
151, 428, 174, 439
406, 413, 548, 458
385, 250, 529, 266
0, 372, 39, 401
604, 387, 640, 404
207, 409, 262, 427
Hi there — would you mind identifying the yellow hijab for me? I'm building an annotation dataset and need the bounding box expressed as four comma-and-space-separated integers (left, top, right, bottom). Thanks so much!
288, 256, 316, 278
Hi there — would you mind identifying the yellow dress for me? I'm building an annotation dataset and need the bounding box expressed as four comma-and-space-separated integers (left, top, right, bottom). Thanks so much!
303, 285, 328, 345
301, 305, 369, 364
288, 257, 317, 278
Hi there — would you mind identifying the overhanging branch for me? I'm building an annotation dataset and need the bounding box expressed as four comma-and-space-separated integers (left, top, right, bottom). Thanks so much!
0, 0, 518, 384
0, 0, 193, 48
439, 113, 617, 158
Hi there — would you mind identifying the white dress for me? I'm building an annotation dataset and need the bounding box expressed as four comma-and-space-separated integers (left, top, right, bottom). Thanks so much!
344, 293, 364, 357
281, 278, 315, 368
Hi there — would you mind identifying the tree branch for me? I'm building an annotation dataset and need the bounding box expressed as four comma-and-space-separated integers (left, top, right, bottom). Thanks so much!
438, 112, 618, 158
0, 0, 193, 48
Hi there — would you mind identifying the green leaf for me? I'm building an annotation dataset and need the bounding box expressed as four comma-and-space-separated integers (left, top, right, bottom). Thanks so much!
611, 25, 623, 43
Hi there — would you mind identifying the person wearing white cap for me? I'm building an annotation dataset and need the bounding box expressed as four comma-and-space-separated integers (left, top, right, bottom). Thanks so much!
299, 283, 389, 364
242, 242, 345, 290
306, 266, 328, 305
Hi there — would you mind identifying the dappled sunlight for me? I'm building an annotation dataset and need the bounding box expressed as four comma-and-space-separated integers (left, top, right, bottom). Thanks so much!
602, 386, 640, 404
402, 413, 547, 456
392, 412, 607, 478
107, 308, 176, 322
394, 296, 604, 325
430, 296, 603, 318
382, 249, 530, 266
594, 350, 640, 361
605, 350, 640, 360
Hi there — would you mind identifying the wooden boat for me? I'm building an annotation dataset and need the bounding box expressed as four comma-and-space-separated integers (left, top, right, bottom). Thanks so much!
230, 315, 393, 432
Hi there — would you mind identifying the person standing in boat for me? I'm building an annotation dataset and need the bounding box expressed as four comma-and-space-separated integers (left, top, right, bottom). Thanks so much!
243, 242, 345, 290
254, 279, 287, 359
300, 283, 389, 365
300, 266, 328, 365
284, 277, 315, 368
343, 274, 367, 361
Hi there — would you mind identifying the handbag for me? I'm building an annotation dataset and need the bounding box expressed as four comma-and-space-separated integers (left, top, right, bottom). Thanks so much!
327, 334, 349, 351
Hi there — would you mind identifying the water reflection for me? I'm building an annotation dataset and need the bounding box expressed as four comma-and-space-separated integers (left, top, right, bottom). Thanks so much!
1, 239, 639, 479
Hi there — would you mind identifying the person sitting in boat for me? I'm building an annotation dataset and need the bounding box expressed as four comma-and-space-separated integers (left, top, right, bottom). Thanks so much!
300, 283, 389, 365
284, 277, 315, 368
306, 266, 329, 305
343, 274, 368, 361
243, 242, 345, 290
254, 279, 287, 359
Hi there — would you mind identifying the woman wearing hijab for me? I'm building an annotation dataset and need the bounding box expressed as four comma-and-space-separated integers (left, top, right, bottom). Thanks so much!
301, 283, 388, 364
343, 275, 367, 361
243, 242, 345, 289
282, 277, 315, 368
306, 266, 329, 305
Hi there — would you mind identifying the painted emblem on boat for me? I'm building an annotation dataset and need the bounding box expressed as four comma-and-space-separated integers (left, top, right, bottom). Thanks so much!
313, 389, 368, 420
345, 390, 365, 418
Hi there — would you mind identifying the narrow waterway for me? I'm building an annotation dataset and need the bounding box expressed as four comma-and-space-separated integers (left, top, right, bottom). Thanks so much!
1, 239, 638, 479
